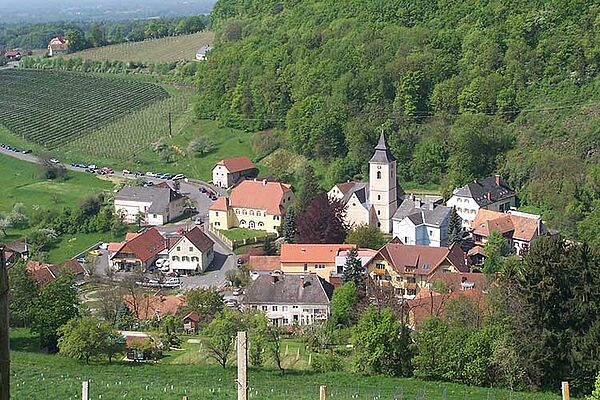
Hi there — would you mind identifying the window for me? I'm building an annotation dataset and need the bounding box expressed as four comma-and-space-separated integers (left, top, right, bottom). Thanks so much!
376, 262, 385, 269
250, 210, 254, 216
240, 220, 246, 226
303, 263, 308, 271
182, 256, 189, 261
189, 247, 193, 252
215, 212, 219, 216
377, 210, 381, 215
272, 306, 278, 311
282, 306, 288, 312
404, 237, 409, 243
377, 171, 381, 179
315, 264, 325, 269
262, 306, 268, 311
258, 222, 264, 227
256, 211, 261, 217
429, 230, 433, 236
235, 209, 240, 214
243, 210, 247, 215
292, 305, 298, 309
377, 194, 381, 200
176, 246, 181, 251
215, 222, 220, 226
172, 256, 180, 261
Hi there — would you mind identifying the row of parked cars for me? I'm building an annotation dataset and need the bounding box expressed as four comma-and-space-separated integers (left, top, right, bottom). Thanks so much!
0, 143, 31, 154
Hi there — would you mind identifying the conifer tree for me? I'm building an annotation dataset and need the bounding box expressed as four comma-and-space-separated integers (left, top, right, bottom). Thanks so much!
342, 247, 365, 290
447, 207, 462, 245
282, 207, 297, 243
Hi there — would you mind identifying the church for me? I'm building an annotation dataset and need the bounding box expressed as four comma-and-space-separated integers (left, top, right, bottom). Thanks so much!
328, 132, 404, 233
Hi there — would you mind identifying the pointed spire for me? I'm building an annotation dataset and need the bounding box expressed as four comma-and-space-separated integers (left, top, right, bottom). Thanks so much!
369, 129, 396, 163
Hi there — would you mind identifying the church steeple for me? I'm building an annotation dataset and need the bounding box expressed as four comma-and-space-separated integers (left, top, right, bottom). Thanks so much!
369, 130, 396, 163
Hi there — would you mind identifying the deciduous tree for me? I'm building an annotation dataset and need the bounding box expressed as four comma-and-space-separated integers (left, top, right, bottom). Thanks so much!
296, 193, 348, 244
346, 224, 386, 250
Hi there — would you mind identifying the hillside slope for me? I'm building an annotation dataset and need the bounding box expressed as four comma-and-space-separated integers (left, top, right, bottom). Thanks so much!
195, 0, 600, 239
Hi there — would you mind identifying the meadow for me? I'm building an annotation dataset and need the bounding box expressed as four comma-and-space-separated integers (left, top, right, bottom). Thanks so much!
0, 69, 168, 149
66, 31, 215, 63
9, 329, 563, 400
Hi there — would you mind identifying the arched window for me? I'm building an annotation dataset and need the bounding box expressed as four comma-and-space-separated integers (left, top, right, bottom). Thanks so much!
258, 222, 264, 227
191, 256, 199, 262
182, 256, 189, 262
240, 219, 246, 226
250, 210, 254, 216
376, 171, 381, 179
243, 210, 247, 215
172, 256, 180, 261
377, 195, 381, 200
249, 221, 256, 229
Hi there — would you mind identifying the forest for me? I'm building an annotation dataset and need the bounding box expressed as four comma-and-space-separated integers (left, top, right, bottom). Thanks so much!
194, 0, 600, 241
0, 15, 209, 51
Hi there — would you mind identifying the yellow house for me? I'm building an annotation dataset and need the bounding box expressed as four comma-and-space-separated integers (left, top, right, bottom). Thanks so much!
279, 243, 357, 283
208, 179, 294, 234
366, 240, 468, 297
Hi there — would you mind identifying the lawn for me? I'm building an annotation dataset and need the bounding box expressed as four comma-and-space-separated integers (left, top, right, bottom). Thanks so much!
46, 231, 125, 263
8, 329, 563, 400
66, 31, 215, 63
220, 228, 269, 241
0, 153, 112, 212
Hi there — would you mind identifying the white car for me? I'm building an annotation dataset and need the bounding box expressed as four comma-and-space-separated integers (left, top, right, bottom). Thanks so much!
232, 290, 241, 296
88, 164, 97, 169
99, 243, 109, 250
146, 172, 157, 177
160, 265, 170, 273
165, 277, 181, 285
49, 158, 59, 164
172, 174, 185, 180
122, 169, 131, 175
155, 258, 169, 267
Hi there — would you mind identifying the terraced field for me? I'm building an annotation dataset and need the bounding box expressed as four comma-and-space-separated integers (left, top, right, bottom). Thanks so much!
0, 69, 168, 148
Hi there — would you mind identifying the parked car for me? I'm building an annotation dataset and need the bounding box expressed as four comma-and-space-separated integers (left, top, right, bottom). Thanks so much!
49, 158, 59, 164
225, 299, 238, 308
88, 164, 97, 170
232, 289, 241, 296
76, 257, 87, 264
88, 249, 102, 256
155, 258, 169, 267
199, 187, 207, 193
164, 277, 181, 285
99, 243, 109, 250
146, 172, 157, 177
194, 216, 203, 225
172, 174, 185, 180
122, 169, 131, 175
21, 149, 32, 154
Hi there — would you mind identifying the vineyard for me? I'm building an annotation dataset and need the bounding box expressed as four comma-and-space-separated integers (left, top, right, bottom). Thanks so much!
0, 69, 168, 149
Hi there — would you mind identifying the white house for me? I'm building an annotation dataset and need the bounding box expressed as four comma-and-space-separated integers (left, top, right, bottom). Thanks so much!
167, 226, 214, 274
392, 196, 453, 247
195, 45, 212, 61
212, 156, 257, 189
328, 132, 404, 234
243, 273, 334, 327
48, 36, 68, 56
446, 175, 516, 229
114, 186, 186, 226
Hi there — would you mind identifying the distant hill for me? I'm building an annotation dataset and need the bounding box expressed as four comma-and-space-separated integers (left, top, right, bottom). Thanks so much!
66, 31, 214, 63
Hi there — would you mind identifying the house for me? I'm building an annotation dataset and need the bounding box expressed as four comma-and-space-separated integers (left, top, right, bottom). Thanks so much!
328, 132, 404, 233
247, 255, 282, 275
446, 175, 516, 229
110, 228, 167, 270
5, 240, 29, 261
208, 179, 294, 233
392, 196, 453, 247
195, 45, 212, 61
167, 226, 214, 274
25, 259, 85, 286
5, 51, 21, 61
366, 241, 468, 298
182, 312, 200, 333
212, 156, 258, 188
47, 36, 69, 56
243, 273, 334, 327
114, 186, 186, 226
123, 291, 185, 320
279, 243, 356, 283
427, 270, 489, 292
471, 209, 545, 256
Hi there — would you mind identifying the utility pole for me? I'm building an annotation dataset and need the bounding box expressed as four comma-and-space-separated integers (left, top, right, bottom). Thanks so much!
81, 381, 89, 400
168, 112, 173, 138
237, 331, 247, 400
320, 385, 327, 400
561, 382, 570, 400
0, 248, 9, 400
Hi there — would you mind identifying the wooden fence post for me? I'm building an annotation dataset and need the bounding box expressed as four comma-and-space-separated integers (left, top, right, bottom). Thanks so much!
561, 382, 570, 400
0, 248, 9, 400
320, 385, 327, 400
82, 380, 90, 400
237, 331, 247, 400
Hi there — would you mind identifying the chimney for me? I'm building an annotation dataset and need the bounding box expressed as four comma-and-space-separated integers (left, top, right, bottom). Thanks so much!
486, 192, 492, 201
300, 275, 305, 289
495, 174, 501, 186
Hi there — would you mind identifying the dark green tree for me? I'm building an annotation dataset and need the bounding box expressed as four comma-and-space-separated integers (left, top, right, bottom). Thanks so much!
282, 207, 297, 243
447, 207, 462, 245
262, 236, 276, 255
346, 224, 387, 250
483, 230, 510, 274
330, 281, 359, 327
294, 164, 322, 213
8, 260, 39, 327
342, 248, 364, 290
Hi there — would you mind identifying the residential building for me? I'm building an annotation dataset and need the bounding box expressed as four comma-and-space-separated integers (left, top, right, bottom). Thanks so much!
167, 226, 214, 274
5, 240, 29, 262
247, 255, 282, 275
208, 179, 294, 233
5, 51, 21, 61
114, 185, 186, 226
195, 45, 212, 61
109, 228, 167, 270
471, 209, 545, 256
328, 132, 403, 233
366, 240, 468, 297
392, 202, 453, 247
123, 291, 184, 320
183, 312, 200, 333
279, 243, 356, 283
243, 273, 334, 327
47, 36, 68, 56
427, 271, 489, 292
212, 156, 258, 188
446, 175, 516, 228
25, 259, 85, 286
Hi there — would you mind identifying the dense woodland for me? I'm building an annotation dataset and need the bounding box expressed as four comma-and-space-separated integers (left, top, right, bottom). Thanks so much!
195, 0, 600, 241
0, 16, 208, 51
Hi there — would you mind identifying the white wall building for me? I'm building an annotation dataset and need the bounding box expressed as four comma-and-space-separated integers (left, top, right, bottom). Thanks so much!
114, 186, 186, 226
168, 227, 214, 274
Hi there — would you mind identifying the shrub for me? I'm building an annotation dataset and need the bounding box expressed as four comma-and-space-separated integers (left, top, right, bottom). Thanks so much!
311, 353, 344, 373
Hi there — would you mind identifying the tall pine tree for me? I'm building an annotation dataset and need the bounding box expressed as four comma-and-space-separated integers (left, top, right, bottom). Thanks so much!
342, 247, 365, 290
282, 207, 297, 243
447, 207, 462, 245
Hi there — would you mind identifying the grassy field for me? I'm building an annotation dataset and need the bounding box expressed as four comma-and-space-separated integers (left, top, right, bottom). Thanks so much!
0, 69, 168, 149
46, 231, 125, 263
221, 228, 269, 241
9, 329, 563, 400
67, 31, 214, 63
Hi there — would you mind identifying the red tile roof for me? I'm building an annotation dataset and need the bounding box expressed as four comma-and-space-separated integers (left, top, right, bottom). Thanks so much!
209, 196, 229, 212
280, 244, 356, 264
472, 209, 542, 242
377, 242, 468, 276
183, 312, 200, 322
123, 292, 184, 320
26, 259, 85, 286
112, 228, 166, 262
247, 255, 281, 272
211, 180, 292, 215
178, 226, 214, 252
216, 156, 256, 173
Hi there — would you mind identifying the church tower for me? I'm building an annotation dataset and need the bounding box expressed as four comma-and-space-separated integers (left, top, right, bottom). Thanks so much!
369, 131, 398, 233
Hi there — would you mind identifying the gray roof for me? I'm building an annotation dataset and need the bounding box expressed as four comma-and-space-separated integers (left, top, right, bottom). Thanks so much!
115, 186, 183, 214
398, 204, 452, 228
243, 274, 334, 305
453, 175, 515, 207
340, 182, 368, 206
196, 45, 212, 55
369, 131, 395, 163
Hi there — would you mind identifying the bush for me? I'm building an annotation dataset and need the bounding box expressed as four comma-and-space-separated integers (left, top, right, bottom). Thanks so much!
188, 136, 216, 157
311, 353, 344, 373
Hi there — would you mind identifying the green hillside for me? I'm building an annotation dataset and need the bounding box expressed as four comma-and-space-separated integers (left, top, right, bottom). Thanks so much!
0, 69, 168, 148
195, 0, 600, 240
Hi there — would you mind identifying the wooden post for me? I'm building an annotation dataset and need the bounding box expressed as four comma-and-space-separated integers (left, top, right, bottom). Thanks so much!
320, 385, 327, 400
237, 331, 247, 400
81, 380, 89, 400
0, 248, 9, 400
561, 382, 570, 400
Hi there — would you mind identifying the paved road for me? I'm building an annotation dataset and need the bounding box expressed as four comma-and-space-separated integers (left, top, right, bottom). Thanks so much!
0, 145, 236, 288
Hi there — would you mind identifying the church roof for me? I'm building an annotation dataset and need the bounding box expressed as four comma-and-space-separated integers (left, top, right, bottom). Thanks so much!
369, 131, 395, 163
